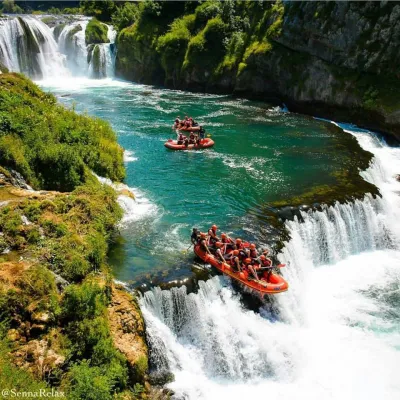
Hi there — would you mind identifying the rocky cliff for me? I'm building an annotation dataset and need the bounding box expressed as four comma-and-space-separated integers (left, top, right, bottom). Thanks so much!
115, 1, 400, 140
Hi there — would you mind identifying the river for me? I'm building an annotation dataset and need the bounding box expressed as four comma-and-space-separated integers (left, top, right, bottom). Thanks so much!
2, 15, 400, 400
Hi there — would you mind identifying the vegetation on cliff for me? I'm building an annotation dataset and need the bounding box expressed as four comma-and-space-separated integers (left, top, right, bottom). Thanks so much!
0, 74, 148, 399
85, 17, 109, 45
0, 74, 123, 191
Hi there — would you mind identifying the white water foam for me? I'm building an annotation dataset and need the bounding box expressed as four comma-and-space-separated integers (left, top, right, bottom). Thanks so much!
123, 150, 138, 162
94, 174, 158, 225
140, 126, 400, 400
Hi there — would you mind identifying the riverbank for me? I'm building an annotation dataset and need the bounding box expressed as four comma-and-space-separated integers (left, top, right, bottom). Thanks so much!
0, 73, 151, 399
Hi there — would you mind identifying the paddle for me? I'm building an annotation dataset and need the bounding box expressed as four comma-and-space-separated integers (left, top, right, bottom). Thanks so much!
181, 243, 193, 254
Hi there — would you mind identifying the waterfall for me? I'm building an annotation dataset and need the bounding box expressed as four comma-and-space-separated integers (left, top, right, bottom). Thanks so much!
0, 15, 115, 79
0, 16, 68, 79
139, 127, 400, 399
87, 25, 116, 79
57, 20, 88, 76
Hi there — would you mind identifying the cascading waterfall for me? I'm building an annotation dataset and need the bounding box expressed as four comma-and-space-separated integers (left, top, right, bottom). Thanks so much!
140, 126, 400, 399
0, 15, 115, 79
87, 25, 116, 79
0, 16, 67, 78
57, 20, 88, 76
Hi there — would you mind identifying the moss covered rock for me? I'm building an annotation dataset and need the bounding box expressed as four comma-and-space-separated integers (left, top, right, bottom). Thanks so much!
85, 18, 109, 45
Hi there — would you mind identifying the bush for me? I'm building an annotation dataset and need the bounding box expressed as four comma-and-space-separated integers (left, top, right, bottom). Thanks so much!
157, 15, 194, 78
85, 18, 109, 45
0, 73, 125, 191
66, 361, 113, 400
62, 281, 108, 321
184, 16, 227, 69
111, 2, 139, 32
18, 265, 57, 300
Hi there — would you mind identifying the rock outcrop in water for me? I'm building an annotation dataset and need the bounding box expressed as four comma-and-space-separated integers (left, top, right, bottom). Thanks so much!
115, 1, 400, 140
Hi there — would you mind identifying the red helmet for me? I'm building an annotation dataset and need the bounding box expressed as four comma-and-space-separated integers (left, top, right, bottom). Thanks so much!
235, 238, 242, 244
221, 233, 227, 239
233, 250, 239, 256
260, 255, 266, 260
215, 242, 223, 248
211, 225, 217, 231
200, 232, 206, 239
244, 258, 252, 264
250, 243, 256, 250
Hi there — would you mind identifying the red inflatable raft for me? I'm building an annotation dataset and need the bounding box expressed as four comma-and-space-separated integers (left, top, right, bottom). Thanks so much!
164, 138, 215, 150
194, 244, 289, 295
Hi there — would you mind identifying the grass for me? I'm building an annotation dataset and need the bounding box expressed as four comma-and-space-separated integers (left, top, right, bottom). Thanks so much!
0, 73, 125, 191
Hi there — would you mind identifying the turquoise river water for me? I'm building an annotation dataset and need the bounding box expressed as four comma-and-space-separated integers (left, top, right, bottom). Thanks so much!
41, 78, 352, 283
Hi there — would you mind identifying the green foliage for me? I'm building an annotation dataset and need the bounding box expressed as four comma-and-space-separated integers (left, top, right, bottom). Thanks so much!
194, 1, 221, 28
62, 280, 108, 321
80, 0, 115, 22
184, 16, 227, 70
62, 280, 129, 398
85, 17, 109, 45
20, 266, 56, 298
157, 15, 195, 80
66, 360, 114, 400
0, 73, 125, 191
111, 1, 139, 32
1, 0, 23, 14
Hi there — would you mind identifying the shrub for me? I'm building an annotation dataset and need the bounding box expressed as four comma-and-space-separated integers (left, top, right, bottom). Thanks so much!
18, 265, 57, 300
0, 73, 125, 191
61, 281, 108, 321
85, 18, 109, 45
184, 16, 227, 70
66, 361, 113, 400
111, 2, 139, 32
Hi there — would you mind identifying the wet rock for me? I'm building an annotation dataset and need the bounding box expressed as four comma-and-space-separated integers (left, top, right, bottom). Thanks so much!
148, 371, 175, 386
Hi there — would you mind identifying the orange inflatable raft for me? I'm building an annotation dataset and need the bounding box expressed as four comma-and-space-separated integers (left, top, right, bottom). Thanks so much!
194, 244, 289, 295
164, 138, 215, 150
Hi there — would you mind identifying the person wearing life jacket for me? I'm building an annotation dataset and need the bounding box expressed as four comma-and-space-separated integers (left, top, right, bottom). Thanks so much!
242, 258, 259, 281
199, 232, 212, 255
191, 228, 200, 245
229, 249, 241, 272
189, 132, 195, 144
177, 132, 185, 145
249, 243, 258, 259
259, 254, 273, 281
213, 241, 226, 263
208, 225, 220, 245
221, 233, 235, 251
235, 238, 244, 250
173, 118, 180, 130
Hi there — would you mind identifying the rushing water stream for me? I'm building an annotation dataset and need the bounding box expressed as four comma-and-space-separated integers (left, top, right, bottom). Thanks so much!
2, 15, 400, 399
